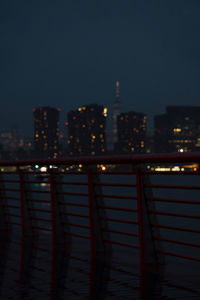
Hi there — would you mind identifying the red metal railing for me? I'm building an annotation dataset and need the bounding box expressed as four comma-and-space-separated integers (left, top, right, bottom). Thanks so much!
0, 153, 199, 298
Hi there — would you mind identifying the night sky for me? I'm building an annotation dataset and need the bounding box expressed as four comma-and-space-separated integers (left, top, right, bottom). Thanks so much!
1, 0, 200, 136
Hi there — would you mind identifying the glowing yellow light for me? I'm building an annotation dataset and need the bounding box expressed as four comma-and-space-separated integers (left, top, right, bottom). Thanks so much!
179, 148, 184, 153
92, 135, 96, 140
79, 164, 82, 168
103, 107, 108, 117
40, 166, 47, 172
78, 107, 82, 111
194, 167, 197, 171
172, 166, 180, 171
173, 128, 181, 133
155, 167, 171, 172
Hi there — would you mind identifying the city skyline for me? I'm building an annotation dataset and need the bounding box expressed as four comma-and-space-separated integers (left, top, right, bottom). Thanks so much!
1, 0, 200, 136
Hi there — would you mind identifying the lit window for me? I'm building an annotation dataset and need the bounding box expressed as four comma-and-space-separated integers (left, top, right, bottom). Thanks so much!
103, 107, 108, 117
173, 128, 181, 133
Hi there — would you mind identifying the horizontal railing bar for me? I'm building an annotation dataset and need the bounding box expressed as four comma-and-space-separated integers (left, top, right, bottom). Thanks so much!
101, 216, 138, 225
31, 217, 52, 222
95, 182, 137, 187
29, 208, 51, 213
27, 198, 50, 203
152, 223, 200, 234
5, 213, 21, 218
64, 232, 90, 239
24, 180, 49, 184
147, 197, 200, 205
146, 183, 200, 190
0, 179, 19, 183
153, 236, 200, 248
104, 239, 139, 249
103, 228, 139, 237
1, 152, 200, 166
59, 202, 88, 208
1, 188, 20, 192
150, 210, 199, 219
55, 181, 88, 186
26, 190, 50, 194
157, 250, 200, 262
6, 221, 21, 226
57, 191, 88, 197
2, 196, 20, 201
62, 222, 90, 229
62, 212, 89, 218
96, 193, 137, 200
5, 205, 20, 209
99, 205, 138, 213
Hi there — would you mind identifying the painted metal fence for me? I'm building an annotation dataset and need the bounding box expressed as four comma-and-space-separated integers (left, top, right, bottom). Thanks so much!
0, 153, 199, 299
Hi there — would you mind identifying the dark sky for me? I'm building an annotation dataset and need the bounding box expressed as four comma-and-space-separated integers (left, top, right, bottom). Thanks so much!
1, 0, 200, 136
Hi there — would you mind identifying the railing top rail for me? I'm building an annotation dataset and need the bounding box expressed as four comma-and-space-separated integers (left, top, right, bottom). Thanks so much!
1, 152, 200, 166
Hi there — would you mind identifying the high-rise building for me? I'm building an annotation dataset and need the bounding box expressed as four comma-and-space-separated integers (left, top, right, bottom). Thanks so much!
33, 107, 60, 159
111, 80, 122, 150
67, 104, 107, 156
116, 111, 147, 154
0, 128, 21, 152
154, 106, 200, 153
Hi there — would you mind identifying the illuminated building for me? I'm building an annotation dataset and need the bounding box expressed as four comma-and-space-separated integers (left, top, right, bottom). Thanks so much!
111, 80, 122, 150
154, 106, 200, 153
67, 104, 107, 156
116, 111, 147, 154
33, 107, 60, 159
0, 128, 21, 151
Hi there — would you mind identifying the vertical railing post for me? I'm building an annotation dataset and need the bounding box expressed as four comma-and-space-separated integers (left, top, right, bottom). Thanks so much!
136, 168, 147, 300
50, 169, 56, 246
49, 169, 65, 245
49, 168, 68, 300
136, 167, 163, 299
87, 168, 107, 300
18, 168, 32, 240
0, 170, 10, 237
136, 168, 146, 268
88, 169, 96, 260
0, 170, 10, 299
17, 168, 33, 298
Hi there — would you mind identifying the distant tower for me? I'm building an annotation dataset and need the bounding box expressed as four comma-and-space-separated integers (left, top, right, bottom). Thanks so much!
112, 80, 122, 149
